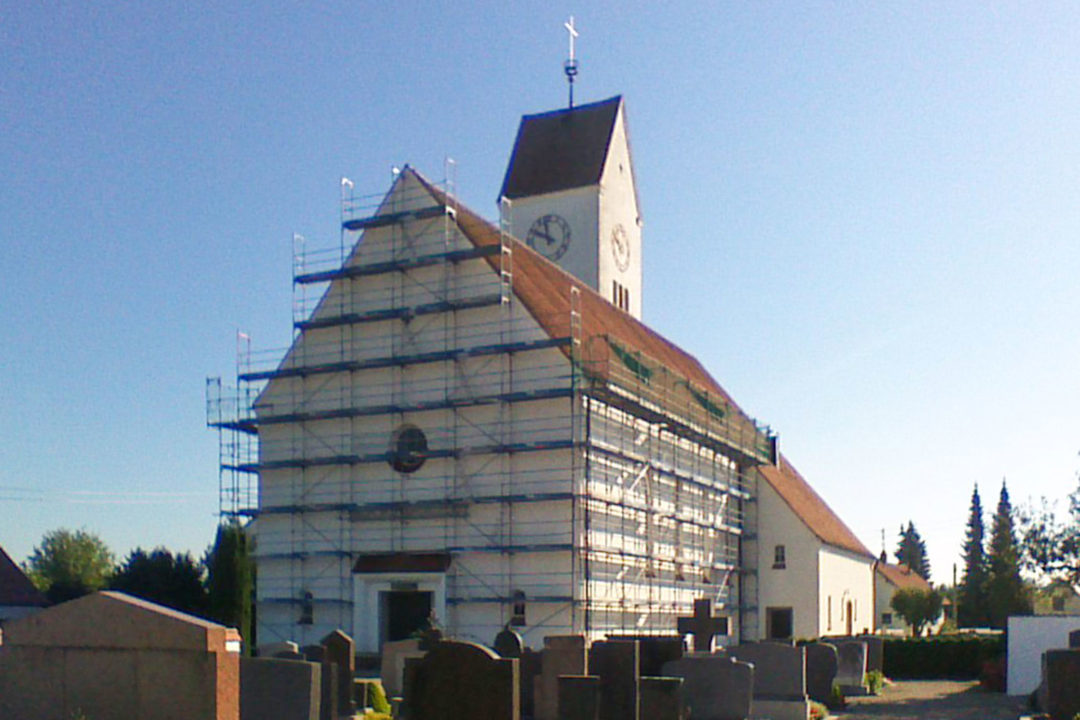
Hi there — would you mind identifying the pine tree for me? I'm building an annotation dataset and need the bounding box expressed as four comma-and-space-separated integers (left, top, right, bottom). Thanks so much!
205, 521, 254, 652
895, 521, 931, 580
986, 480, 1032, 628
958, 484, 989, 627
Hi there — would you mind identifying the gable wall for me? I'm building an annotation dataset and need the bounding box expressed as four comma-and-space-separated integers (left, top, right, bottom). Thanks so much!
756, 477, 821, 639
817, 546, 875, 636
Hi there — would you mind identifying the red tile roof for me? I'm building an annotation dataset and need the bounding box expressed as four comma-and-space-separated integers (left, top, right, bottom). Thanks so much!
0, 544, 47, 608
757, 455, 874, 559
877, 561, 932, 591
411, 169, 768, 458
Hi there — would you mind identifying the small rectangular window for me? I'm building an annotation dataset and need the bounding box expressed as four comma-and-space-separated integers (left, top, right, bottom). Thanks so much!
773, 544, 786, 569
882, 612, 893, 625
511, 589, 527, 626
827, 595, 832, 630
1053, 596, 1066, 612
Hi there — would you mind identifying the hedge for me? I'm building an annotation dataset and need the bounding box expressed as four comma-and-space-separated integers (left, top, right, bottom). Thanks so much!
883, 635, 1005, 679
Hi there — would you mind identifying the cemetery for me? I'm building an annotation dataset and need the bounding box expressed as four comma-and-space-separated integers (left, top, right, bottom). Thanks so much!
0, 590, 881, 720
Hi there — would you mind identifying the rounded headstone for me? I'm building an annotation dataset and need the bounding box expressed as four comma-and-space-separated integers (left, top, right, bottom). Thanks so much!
494, 627, 524, 658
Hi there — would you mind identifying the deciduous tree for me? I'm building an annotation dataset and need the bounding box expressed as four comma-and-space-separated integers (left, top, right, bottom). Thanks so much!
890, 587, 943, 637
23, 528, 115, 604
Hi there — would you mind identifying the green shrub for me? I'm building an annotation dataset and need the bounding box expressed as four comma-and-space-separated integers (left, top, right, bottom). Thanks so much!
883, 635, 1005, 679
368, 680, 391, 715
827, 683, 846, 710
866, 669, 884, 694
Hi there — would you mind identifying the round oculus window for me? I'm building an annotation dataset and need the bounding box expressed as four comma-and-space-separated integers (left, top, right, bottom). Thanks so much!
389, 424, 428, 473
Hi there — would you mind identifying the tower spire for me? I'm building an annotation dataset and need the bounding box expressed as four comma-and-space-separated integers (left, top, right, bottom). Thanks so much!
564, 16, 579, 108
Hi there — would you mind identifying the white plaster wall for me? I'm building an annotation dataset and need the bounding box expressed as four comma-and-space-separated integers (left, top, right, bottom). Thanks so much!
597, 103, 643, 318
755, 478, 820, 639
818, 546, 875, 636
1007, 615, 1080, 695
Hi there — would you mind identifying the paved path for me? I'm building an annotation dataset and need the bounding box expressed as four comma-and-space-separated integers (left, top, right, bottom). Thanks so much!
834, 680, 1027, 720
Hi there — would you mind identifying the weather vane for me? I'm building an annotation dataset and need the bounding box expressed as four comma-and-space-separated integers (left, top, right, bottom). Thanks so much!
564, 15, 579, 108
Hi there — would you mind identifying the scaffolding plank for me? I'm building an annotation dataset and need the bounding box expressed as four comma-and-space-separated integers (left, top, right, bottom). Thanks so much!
295, 244, 500, 284
295, 293, 504, 331
340, 203, 446, 231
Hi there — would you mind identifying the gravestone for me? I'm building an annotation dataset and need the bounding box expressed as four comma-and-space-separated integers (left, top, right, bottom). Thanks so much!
519, 648, 543, 718
535, 635, 588, 720
381, 638, 425, 698
834, 640, 868, 694
259, 640, 302, 659
677, 598, 729, 653
405, 640, 519, 720
727, 643, 808, 720
321, 629, 356, 715
662, 654, 753, 720
802, 642, 838, 705
1069, 629, 1080, 649
558, 675, 601, 720
495, 627, 525, 658
589, 639, 641, 720
641, 676, 683, 720
240, 656, 321, 720
856, 635, 884, 676
608, 635, 684, 676
0, 591, 241, 720
1042, 649, 1080, 720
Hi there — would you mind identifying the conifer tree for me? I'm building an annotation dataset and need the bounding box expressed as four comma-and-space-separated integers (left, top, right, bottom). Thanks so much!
986, 481, 1032, 628
958, 484, 989, 627
896, 521, 931, 580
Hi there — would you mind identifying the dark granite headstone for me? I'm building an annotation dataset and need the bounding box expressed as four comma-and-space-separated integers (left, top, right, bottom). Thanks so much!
303, 644, 328, 663
405, 640, 520, 720
856, 635, 884, 675
558, 675, 600, 720
726, 643, 806, 700
834, 640, 868, 693
608, 635, 684, 676
676, 598, 729, 653
321, 629, 356, 714
536, 636, 588, 720
1043, 649, 1080, 720
803, 642, 839, 704
640, 676, 683, 720
520, 648, 543, 718
495, 627, 525, 658
662, 654, 753, 720
240, 656, 321, 720
589, 639, 640, 720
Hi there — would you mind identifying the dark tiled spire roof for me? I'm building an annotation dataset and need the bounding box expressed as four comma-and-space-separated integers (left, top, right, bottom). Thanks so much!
499, 96, 621, 199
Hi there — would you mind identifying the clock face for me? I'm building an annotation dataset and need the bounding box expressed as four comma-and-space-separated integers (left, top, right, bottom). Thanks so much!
610, 223, 630, 272
526, 214, 572, 261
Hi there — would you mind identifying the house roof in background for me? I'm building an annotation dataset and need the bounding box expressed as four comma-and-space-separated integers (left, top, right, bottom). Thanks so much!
757, 456, 875, 559
877, 561, 933, 591
499, 96, 621, 199
0, 544, 47, 607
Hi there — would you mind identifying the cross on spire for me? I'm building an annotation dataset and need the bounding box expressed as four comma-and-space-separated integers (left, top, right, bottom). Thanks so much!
563, 15, 580, 108
677, 598, 729, 653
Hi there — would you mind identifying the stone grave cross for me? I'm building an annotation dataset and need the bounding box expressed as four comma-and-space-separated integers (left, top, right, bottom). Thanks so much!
677, 598, 728, 653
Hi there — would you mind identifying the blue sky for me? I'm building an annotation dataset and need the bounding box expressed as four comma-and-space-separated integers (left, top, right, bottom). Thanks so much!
3, 2, 1079, 582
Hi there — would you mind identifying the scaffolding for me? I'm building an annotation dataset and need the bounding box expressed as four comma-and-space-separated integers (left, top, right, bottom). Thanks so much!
207, 169, 775, 649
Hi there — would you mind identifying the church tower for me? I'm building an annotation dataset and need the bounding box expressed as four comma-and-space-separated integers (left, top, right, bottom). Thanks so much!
499, 95, 643, 318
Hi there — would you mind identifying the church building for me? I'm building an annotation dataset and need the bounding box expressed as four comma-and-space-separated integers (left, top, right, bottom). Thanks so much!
210, 94, 875, 653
